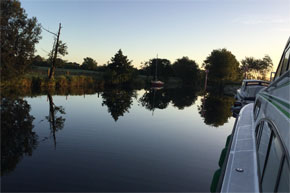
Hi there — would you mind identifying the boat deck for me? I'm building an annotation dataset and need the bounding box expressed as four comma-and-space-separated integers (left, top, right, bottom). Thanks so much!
221, 104, 260, 193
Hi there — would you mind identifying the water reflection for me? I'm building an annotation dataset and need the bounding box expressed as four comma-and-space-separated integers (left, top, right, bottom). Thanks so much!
46, 94, 66, 148
1, 88, 236, 192
1, 98, 37, 176
139, 88, 170, 111
198, 92, 235, 127
139, 87, 199, 114
167, 88, 199, 109
102, 89, 136, 121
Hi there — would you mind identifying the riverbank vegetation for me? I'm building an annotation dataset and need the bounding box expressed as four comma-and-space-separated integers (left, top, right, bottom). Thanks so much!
1, 0, 274, 94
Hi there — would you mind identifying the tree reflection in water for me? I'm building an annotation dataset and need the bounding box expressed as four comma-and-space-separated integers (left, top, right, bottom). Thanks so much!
139, 88, 170, 112
102, 89, 136, 121
1, 98, 37, 176
198, 92, 235, 127
167, 88, 199, 109
46, 94, 66, 149
139, 87, 199, 112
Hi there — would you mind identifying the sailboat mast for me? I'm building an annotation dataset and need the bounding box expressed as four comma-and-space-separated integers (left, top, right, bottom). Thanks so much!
155, 54, 158, 81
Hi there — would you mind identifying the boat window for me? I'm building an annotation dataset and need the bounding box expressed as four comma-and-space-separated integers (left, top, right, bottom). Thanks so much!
260, 82, 269, 86
246, 82, 260, 86
277, 159, 289, 193
275, 55, 284, 80
281, 48, 290, 75
261, 134, 283, 192
258, 122, 271, 176
275, 45, 290, 80
242, 82, 245, 87
254, 100, 261, 121
255, 122, 263, 138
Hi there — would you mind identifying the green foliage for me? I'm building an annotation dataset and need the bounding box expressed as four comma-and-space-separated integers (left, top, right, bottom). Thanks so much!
1, 0, 42, 79
56, 40, 68, 56
203, 49, 240, 83
105, 49, 134, 84
172, 57, 200, 84
48, 40, 68, 60
82, 57, 98, 70
241, 55, 273, 80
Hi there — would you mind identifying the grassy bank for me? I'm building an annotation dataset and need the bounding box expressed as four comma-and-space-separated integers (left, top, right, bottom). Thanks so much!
1, 74, 105, 92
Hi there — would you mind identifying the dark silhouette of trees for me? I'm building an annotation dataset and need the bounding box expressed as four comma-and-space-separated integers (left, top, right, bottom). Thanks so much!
31, 55, 81, 70
1, 98, 37, 176
1, 0, 42, 79
82, 57, 98, 70
241, 55, 273, 80
102, 89, 135, 121
198, 93, 235, 127
172, 57, 200, 84
141, 58, 173, 81
104, 49, 135, 85
62, 61, 80, 69
203, 49, 240, 83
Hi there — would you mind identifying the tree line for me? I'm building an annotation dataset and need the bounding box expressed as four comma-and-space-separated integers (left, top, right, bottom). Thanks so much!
1, 0, 273, 85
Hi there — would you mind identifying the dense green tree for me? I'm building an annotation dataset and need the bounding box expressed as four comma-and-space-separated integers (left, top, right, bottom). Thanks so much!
105, 49, 134, 84
82, 57, 98, 70
241, 55, 273, 80
172, 57, 200, 84
1, 98, 37, 175
1, 0, 42, 79
203, 49, 240, 83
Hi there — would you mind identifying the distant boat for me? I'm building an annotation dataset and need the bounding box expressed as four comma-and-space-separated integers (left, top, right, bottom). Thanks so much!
232, 79, 269, 117
151, 55, 164, 87
236, 79, 269, 103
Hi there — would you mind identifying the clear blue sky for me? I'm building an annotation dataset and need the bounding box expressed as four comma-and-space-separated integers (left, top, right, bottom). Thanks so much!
21, 0, 290, 69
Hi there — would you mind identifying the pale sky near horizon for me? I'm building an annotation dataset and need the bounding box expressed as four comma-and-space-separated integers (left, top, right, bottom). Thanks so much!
21, 0, 290, 69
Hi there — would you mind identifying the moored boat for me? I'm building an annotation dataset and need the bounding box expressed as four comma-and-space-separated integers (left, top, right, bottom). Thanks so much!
232, 79, 269, 117
151, 80, 164, 87
151, 55, 164, 88
217, 37, 290, 193
236, 79, 269, 102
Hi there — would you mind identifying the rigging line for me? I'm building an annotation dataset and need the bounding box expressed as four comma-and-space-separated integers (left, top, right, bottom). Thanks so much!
41, 25, 57, 36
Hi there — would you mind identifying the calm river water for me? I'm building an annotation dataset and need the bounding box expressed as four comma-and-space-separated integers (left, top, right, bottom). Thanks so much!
1, 88, 235, 192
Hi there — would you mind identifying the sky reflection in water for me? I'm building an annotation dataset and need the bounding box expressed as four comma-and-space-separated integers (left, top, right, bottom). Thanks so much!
1, 88, 235, 192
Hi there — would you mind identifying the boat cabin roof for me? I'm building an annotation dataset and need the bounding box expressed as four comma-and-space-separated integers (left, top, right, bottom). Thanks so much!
242, 79, 269, 86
